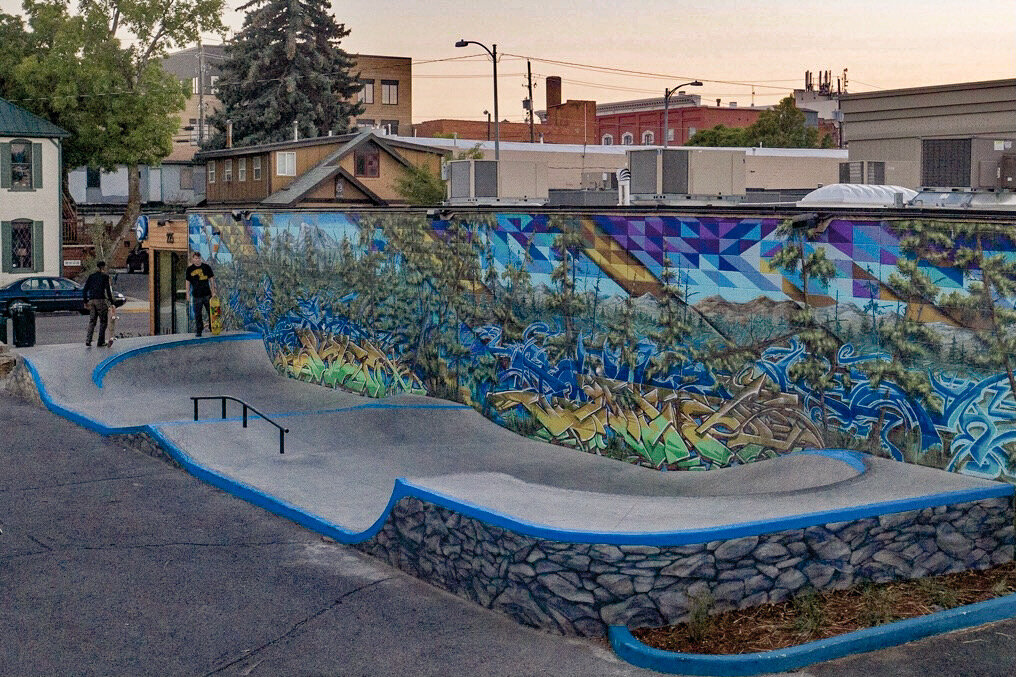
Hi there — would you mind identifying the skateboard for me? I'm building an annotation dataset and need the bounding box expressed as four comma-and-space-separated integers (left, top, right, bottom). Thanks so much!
209, 296, 223, 336
106, 306, 117, 346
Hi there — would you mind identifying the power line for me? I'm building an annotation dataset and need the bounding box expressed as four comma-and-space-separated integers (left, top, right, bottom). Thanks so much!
501, 52, 796, 91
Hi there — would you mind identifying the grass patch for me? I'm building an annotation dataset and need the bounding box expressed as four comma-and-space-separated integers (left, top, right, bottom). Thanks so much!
633, 561, 1016, 655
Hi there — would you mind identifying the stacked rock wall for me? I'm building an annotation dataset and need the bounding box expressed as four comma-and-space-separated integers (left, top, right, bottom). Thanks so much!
356, 496, 1015, 637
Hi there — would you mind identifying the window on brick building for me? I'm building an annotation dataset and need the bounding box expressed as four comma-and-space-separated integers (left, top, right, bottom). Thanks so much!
621, 133, 634, 145
602, 134, 613, 145
642, 131, 654, 145
357, 79, 375, 104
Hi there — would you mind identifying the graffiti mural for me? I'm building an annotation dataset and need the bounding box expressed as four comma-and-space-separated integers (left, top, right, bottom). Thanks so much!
189, 210, 1016, 482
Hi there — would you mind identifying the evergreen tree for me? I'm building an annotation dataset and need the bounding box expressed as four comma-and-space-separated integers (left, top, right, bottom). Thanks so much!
207, 0, 364, 148
546, 215, 588, 361
936, 222, 1016, 403
770, 218, 849, 433
606, 296, 638, 381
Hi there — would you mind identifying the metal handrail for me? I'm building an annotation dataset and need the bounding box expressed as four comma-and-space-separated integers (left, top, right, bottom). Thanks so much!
191, 396, 290, 454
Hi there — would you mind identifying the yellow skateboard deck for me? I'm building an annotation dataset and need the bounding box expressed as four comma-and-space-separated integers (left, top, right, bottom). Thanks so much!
210, 296, 223, 336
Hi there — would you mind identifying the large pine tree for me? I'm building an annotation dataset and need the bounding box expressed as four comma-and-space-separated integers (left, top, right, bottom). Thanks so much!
207, 0, 364, 148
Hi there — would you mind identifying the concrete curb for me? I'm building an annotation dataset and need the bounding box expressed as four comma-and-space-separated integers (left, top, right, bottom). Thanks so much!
19, 352, 1015, 548
607, 592, 1016, 675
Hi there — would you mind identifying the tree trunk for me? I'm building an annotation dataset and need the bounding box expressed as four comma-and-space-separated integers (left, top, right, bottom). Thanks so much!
111, 164, 142, 263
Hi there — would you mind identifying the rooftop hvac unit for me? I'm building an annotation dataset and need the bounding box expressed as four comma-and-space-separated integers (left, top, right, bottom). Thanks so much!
1000, 154, 1016, 190
445, 160, 548, 205
838, 161, 886, 185
626, 148, 746, 204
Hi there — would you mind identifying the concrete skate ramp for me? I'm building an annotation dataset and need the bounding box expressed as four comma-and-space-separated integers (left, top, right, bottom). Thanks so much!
16, 334, 1011, 539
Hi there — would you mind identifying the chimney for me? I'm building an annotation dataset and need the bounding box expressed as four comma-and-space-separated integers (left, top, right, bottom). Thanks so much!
716, 98, 721, 107
226, 119, 233, 148
293, 120, 299, 141
546, 76, 562, 109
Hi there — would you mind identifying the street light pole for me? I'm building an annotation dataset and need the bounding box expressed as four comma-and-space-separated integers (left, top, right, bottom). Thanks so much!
662, 80, 703, 147
484, 110, 491, 140
456, 39, 499, 161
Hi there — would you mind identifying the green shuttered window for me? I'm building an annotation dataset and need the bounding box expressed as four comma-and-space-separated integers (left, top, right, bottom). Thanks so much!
0, 140, 42, 190
1, 219, 44, 273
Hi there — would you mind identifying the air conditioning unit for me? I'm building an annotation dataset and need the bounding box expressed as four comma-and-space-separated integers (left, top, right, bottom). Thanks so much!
1000, 154, 1016, 189
445, 160, 548, 205
838, 161, 886, 185
627, 148, 746, 204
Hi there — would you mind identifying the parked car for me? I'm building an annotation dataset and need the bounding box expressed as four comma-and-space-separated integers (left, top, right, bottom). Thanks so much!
0, 276, 127, 315
126, 244, 149, 273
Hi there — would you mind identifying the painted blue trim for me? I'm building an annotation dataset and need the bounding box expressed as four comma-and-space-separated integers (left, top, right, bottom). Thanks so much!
21, 358, 149, 436
20, 355, 1016, 549
608, 593, 1016, 675
386, 479, 1012, 546
92, 333, 261, 388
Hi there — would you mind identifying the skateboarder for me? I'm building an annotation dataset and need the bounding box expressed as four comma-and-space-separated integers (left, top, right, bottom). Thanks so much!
185, 251, 217, 338
83, 261, 114, 347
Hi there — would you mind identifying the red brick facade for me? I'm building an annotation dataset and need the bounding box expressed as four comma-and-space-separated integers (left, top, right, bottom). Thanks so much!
596, 106, 764, 146
413, 99, 598, 145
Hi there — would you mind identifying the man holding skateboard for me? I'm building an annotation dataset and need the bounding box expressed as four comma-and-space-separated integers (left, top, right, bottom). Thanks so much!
185, 251, 217, 337
83, 260, 114, 347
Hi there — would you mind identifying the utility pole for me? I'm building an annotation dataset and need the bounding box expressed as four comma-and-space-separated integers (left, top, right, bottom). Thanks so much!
527, 60, 535, 143
197, 39, 205, 146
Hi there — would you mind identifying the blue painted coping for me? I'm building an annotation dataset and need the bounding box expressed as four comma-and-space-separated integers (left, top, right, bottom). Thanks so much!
92, 332, 262, 388
608, 592, 1016, 675
19, 354, 1016, 548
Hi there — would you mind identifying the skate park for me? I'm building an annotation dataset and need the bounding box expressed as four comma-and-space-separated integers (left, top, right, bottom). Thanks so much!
13, 332, 1014, 642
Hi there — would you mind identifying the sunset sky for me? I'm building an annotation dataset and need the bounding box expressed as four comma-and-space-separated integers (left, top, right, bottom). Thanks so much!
3, 0, 1013, 123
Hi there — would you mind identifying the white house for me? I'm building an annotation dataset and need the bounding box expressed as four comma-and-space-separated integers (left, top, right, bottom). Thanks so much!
0, 97, 69, 285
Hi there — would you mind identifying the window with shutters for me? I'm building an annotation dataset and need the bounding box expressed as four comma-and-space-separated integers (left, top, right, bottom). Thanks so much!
10, 219, 33, 270
2, 218, 43, 273
10, 140, 33, 189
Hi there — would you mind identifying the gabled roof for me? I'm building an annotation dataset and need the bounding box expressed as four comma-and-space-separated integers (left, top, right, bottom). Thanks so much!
0, 98, 70, 139
262, 131, 445, 206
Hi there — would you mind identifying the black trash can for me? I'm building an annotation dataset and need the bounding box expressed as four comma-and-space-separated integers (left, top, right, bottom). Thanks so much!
10, 302, 36, 348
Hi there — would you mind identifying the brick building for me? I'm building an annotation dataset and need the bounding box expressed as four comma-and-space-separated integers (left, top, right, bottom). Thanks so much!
595, 96, 765, 146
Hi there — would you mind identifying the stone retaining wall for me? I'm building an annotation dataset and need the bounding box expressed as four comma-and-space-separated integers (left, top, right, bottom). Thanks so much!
356, 496, 1015, 637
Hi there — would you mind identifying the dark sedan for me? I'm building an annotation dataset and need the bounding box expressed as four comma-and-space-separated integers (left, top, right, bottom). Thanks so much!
0, 276, 127, 315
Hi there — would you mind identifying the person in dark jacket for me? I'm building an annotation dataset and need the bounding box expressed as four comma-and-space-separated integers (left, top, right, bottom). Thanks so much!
83, 261, 114, 347
185, 251, 216, 337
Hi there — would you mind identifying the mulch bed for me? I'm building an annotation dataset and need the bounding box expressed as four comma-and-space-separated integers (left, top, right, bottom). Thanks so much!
632, 562, 1016, 655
